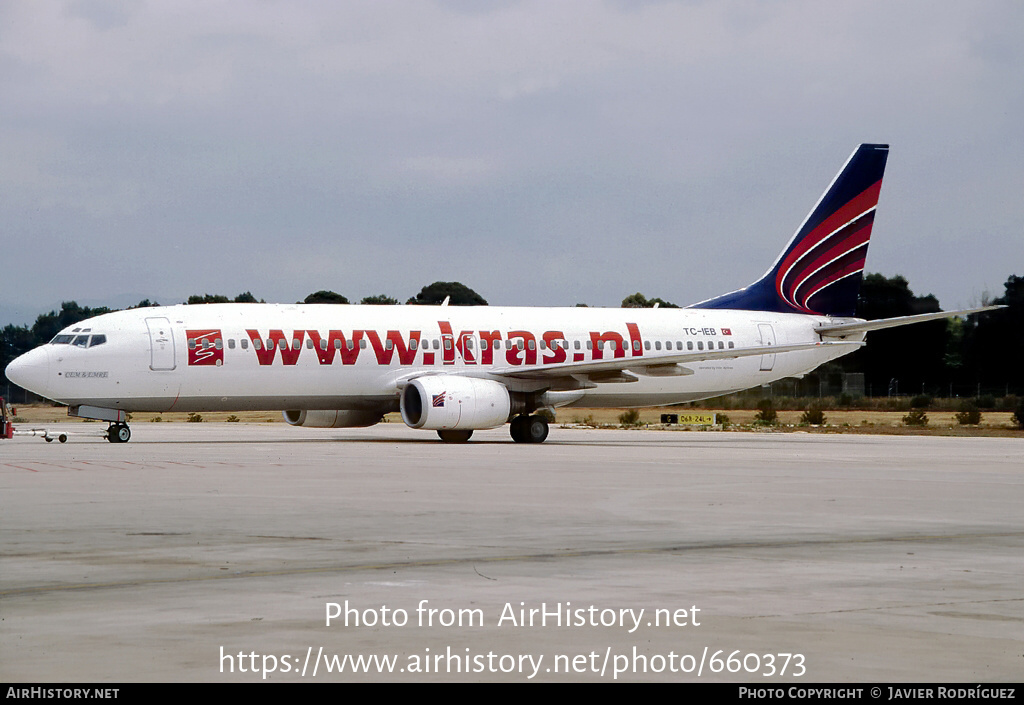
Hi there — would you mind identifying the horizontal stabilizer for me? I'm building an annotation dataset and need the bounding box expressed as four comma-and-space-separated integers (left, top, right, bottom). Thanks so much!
815, 305, 1005, 337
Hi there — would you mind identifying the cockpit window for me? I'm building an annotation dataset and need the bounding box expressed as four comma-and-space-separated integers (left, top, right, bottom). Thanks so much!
51, 333, 107, 347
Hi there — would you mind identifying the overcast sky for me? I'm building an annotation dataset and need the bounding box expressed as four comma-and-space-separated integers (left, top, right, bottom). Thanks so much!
2, 1, 1021, 326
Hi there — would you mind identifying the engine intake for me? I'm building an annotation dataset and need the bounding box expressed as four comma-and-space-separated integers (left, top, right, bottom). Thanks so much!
400, 376, 510, 430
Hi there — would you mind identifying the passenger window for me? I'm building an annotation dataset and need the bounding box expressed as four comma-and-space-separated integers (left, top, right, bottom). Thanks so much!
215, 339, 223, 350
443, 339, 452, 351
655, 341, 661, 350
719, 341, 724, 350
306, 339, 314, 349
202, 340, 211, 349
410, 339, 418, 350
433, 340, 439, 350
291, 339, 300, 350
697, 341, 704, 350
528, 340, 535, 350
586, 341, 593, 350
728, 341, 735, 349
241, 339, 248, 350
687, 341, 694, 350
633, 340, 640, 351
228, 339, 235, 349
360, 340, 367, 349
644, 341, 651, 351
253, 339, 262, 350
385, 339, 393, 350
188, 339, 196, 350
346, 340, 354, 350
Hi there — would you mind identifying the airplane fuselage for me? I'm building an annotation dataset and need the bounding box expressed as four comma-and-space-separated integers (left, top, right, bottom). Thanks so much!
14, 144, 988, 445
12, 303, 856, 414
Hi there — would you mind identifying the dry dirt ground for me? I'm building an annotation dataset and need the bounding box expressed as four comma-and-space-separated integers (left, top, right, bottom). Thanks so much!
7, 404, 1020, 437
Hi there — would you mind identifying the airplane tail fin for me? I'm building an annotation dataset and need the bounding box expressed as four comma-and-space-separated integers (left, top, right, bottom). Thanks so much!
692, 143, 889, 317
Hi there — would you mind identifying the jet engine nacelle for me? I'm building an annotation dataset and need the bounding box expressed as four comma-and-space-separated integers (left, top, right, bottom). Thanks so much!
283, 409, 383, 428
400, 376, 511, 431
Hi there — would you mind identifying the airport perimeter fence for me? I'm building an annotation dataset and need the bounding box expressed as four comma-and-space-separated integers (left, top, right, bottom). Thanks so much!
691, 376, 1021, 412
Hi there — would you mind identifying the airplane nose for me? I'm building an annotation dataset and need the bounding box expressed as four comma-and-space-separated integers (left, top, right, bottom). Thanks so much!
5, 347, 51, 397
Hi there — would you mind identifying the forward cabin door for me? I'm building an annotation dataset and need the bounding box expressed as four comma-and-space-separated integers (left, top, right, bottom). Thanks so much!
757, 323, 776, 372
146, 317, 176, 371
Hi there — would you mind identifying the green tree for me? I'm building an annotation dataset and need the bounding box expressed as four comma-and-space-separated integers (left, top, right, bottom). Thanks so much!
187, 294, 231, 304
621, 292, 678, 308
31, 302, 111, 343
187, 292, 262, 304
841, 274, 947, 396
303, 291, 349, 304
407, 282, 487, 306
959, 275, 1024, 395
360, 294, 399, 305
754, 399, 777, 424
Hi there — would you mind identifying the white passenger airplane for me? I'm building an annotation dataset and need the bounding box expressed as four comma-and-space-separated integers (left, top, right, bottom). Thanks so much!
4, 144, 999, 444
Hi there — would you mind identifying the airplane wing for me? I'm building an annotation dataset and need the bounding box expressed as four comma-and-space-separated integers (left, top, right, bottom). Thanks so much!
489, 340, 863, 383
815, 305, 1005, 337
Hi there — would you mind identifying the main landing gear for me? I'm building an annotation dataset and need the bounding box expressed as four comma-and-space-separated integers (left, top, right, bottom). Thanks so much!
509, 414, 549, 444
106, 422, 131, 443
433, 414, 550, 444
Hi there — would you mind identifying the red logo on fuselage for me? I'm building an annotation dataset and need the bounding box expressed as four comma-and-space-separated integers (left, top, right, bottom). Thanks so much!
187, 329, 224, 366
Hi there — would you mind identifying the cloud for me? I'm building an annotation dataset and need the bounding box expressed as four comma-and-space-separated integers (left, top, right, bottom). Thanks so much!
1, 1, 1021, 322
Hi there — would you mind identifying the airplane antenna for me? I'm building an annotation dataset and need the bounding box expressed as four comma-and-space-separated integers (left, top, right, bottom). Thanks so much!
441, 296, 450, 307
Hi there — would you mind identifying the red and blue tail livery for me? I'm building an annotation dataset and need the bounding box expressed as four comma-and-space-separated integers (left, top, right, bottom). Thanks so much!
693, 144, 889, 317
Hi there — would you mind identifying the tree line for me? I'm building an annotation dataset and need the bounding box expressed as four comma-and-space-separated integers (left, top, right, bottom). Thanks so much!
3, 275, 1021, 399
